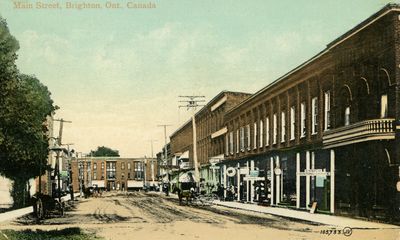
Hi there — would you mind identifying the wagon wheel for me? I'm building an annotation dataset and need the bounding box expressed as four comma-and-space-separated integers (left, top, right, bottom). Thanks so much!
36, 198, 44, 220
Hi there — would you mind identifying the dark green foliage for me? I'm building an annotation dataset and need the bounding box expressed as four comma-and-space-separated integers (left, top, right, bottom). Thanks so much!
0, 16, 55, 207
0, 228, 102, 240
90, 146, 120, 157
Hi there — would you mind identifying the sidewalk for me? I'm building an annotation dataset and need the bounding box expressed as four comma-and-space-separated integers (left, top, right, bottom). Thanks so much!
213, 200, 400, 229
0, 193, 81, 223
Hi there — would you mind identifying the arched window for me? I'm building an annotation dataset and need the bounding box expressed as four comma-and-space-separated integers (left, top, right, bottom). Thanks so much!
344, 107, 350, 126
380, 94, 388, 118
357, 78, 370, 121
340, 85, 352, 126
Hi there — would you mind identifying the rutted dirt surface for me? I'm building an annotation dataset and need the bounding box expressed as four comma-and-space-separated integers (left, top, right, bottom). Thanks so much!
0, 192, 398, 240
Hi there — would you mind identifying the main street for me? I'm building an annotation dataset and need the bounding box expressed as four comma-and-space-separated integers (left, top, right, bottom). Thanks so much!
0, 192, 397, 240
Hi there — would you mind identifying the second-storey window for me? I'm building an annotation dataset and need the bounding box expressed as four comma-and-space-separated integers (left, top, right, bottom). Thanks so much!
253, 122, 257, 149
229, 131, 234, 154
380, 94, 388, 118
324, 91, 331, 131
301, 102, 306, 138
345, 106, 351, 126
312, 97, 318, 134
259, 120, 264, 147
290, 106, 295, 140
281, 111, 286, 143
273, 114, 277, 144
266, 117, 270, 146
240, 127, 245, 151
236, 129, 239, 153
246, 124, 251, 150
225, 134, 229, 155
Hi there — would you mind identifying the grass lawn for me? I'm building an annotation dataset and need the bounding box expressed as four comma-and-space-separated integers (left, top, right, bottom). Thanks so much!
0, 228, 102, 240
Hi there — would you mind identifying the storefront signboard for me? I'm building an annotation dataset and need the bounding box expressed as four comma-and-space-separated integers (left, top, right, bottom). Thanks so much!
298, 169, 330, 176
244, 176, 265, 181
209, 165, 220, 170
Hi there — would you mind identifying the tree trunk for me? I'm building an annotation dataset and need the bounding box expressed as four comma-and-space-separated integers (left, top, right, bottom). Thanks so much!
11, 178, 29, 208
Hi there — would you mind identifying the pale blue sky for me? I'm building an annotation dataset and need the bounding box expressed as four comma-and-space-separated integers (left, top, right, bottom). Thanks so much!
0, 0, 395, 156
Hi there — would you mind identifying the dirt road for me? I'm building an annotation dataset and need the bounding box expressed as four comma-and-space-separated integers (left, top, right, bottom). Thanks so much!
0, 192, 397, 240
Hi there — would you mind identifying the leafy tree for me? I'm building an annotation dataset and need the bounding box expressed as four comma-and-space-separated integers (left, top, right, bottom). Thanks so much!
90, 146, 120, 157
0, 17, 55, 207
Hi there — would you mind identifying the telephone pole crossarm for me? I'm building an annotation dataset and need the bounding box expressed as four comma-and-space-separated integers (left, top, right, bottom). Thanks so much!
178, 95, 206, 184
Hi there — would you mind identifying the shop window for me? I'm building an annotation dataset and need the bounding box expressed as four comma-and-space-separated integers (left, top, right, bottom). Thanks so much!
128, 162, 131, 170
380, 94, 388, 118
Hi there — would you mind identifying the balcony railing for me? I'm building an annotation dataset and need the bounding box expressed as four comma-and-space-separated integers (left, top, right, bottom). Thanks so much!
323, 118, 395, 148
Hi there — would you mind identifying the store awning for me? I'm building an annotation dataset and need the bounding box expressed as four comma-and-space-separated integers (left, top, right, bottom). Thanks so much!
179, 171, 197, 183
180, 150, 189, 159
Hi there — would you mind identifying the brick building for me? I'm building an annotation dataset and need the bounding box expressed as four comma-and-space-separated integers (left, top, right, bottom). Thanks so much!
169, 91, 250, 188
71, 157, 158, 192
219, 4, 400, 220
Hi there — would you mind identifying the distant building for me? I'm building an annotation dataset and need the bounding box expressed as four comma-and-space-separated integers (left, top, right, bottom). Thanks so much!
71, 157, 158, 192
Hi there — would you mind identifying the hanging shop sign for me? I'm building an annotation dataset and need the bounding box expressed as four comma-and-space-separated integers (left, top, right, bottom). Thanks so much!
239, 168, 249, 175
274, 168, 282, 175
298, 169, 331, 177
249, 170, 259, 177
226, 167, 236, 177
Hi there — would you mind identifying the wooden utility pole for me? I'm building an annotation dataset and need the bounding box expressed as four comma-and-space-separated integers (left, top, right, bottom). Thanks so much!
53, 119, 72, 201
179, 95, 205, 183
157, 125, 172, 187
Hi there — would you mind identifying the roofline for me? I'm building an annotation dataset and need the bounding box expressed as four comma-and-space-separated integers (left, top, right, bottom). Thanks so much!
170, 90, 251, 137
225, 3, 400, 117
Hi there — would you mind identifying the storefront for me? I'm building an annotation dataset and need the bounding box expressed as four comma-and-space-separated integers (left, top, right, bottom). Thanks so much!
219, 155, 268, 203
268, 149, 333, 212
